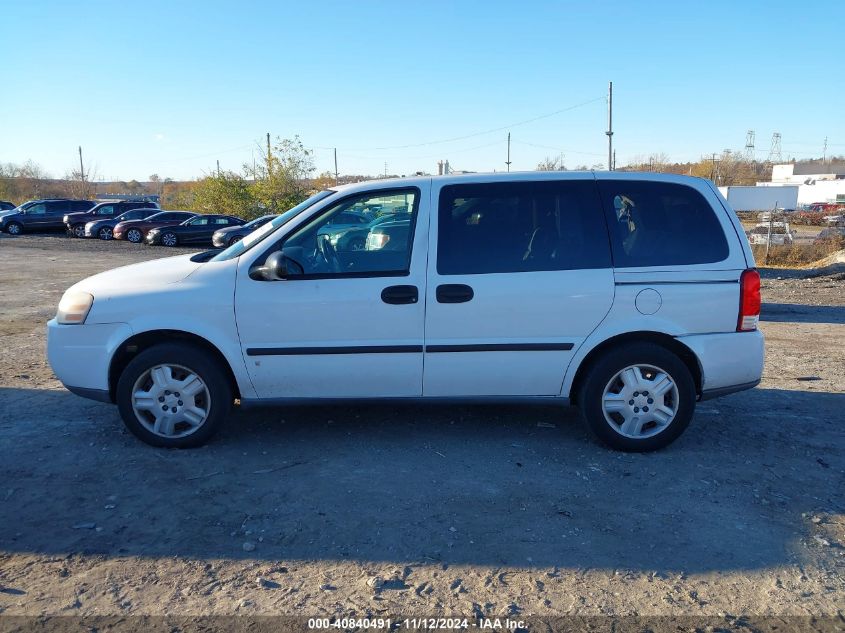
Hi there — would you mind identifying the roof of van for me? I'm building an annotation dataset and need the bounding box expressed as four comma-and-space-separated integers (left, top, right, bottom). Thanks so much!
328, 171, 709, 194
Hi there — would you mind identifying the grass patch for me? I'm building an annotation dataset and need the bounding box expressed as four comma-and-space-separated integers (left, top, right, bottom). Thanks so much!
752, 239, 845, 267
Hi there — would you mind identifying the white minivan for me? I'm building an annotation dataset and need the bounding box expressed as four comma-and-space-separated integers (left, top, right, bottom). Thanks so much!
47, 172, 764, 452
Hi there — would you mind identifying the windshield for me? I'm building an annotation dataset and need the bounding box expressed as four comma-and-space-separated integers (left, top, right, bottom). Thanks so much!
210, 190, 336, 262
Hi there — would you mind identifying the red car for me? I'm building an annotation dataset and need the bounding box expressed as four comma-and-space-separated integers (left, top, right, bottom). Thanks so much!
113, 210, 197, 243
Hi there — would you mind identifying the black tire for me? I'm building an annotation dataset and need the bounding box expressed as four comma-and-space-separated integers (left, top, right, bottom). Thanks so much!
72, 224, 86, 238
577, 342, 696, 452
5, 222, 22, 235
228, 235, 243, 247
116, 343, 232, 448
161, 232, 178, 247
126, 228, 143, 243
99, 226, 113, 240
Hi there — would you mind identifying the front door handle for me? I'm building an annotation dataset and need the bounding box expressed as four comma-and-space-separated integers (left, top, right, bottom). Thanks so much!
436, 284, 474, 303
381, 285, 418, 305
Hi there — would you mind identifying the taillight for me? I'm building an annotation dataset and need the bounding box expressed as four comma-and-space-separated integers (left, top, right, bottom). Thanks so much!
366, 233, 390, 250
737, 269, 761, 331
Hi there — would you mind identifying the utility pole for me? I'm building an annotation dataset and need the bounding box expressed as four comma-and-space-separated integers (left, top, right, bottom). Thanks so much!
606, 81, 613, 171
78, 146, 86, 197
384, 162, 388, 178
334, 148, 339, 185
216, 160, 221, 176
266, 132, 272, 177
612, 149, 616, 171
823, 136, 828, 165
506, 132, 512, 172
711, 152, 718, 184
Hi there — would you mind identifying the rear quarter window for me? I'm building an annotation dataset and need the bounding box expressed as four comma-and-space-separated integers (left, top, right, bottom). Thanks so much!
597, 180, 729, 267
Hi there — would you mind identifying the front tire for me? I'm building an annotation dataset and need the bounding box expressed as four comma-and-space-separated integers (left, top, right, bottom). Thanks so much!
116, 343, 232, 448
98, 226, 113, 240
161, 232, 178, 247
578, 342, 696, 452
228, 235, 243, 247
127, 228, 143, 243
72, 224, 86, 238
6, 222, 22, 235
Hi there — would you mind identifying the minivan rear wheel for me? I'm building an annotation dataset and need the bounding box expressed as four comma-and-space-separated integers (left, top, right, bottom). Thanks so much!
116, 343, 232, 448
578, 342, 695, 452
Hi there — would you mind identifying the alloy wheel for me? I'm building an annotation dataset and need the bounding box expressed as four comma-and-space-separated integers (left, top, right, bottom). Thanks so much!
99, 227, 113, 240
601, 364, 679, 439
162, 233, 177, 247
73, 224, 85, 238
131, 364, 211, 438
127, 229, 142, 243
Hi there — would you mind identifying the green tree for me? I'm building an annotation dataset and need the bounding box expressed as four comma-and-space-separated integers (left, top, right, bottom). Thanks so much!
192, 171, 256, 218
249, 135, 315, 212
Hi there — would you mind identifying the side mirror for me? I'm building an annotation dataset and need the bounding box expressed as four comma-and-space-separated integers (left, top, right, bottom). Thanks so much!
253, 250, 304, 281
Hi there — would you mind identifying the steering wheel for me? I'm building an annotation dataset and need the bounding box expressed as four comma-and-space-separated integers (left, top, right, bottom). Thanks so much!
316, 234, 341, 273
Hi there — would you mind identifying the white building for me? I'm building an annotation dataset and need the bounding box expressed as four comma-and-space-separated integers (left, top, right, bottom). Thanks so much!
758, 163, 845, 206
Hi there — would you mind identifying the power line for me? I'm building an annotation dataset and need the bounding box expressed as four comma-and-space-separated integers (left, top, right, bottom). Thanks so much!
314, 96, 605, 152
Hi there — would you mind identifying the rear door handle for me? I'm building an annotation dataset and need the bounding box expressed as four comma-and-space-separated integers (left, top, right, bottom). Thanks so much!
381, 285, 418, 305
436, 284, 474, 303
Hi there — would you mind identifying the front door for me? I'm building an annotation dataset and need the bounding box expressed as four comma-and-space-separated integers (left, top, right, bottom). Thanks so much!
236, 185, 429, 399
423, 176, 615, 396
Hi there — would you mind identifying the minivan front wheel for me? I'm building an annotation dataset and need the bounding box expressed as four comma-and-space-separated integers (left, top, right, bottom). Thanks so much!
578, 343, 695, 452
6, 222, 22, 235
116, 343, 232, 448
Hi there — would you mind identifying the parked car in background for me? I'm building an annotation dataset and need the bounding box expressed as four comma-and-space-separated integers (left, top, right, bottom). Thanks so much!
212, 214, 277, 247
113, 211, 196, 243
365, 216, 413, 251
746, 222, 794, 246
47, 173, 763, 452
814, 227, 845, 244
146, 214, 245, 247
315, 211, 370, 244
65, 200, 159, 237
823, 214, 845, 226
327, 212, 408, 251
0, 199, 95, 235
85, 207, 162, 240
0, 200, 16, 212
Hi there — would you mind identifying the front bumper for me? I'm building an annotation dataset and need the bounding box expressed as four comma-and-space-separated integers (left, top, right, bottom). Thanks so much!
145, 232, 162, 245
47, 319, 133, 401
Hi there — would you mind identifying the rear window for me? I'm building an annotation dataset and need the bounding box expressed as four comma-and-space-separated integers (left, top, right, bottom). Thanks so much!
597, 180, 729, 267
437, 180, 611, 275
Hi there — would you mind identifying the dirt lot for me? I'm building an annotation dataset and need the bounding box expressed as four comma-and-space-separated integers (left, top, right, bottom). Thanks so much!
0, 234, 843, 628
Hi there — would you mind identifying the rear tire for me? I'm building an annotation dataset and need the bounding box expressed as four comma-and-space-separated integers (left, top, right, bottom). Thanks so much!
578, 342, 696, 452
6, 222, 22, 235
127, 228, 143, 243
72, 224, 86, 238
116, 343, 232, 448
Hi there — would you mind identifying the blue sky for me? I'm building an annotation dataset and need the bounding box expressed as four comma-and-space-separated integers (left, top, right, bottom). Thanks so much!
2, 0, 844, 181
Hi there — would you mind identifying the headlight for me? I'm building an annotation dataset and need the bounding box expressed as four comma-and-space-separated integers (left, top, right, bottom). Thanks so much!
63, 215, 69, 223
57, 291, 94, 325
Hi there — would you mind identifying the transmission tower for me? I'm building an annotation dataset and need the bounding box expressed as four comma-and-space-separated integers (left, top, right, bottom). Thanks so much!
767, 133, 782, 163
744, 130, 755, 161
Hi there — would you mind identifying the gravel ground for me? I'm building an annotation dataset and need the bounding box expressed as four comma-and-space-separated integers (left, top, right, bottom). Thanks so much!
0, 234, 843, 628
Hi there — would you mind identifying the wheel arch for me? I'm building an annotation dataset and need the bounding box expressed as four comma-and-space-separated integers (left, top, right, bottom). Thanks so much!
568, 331, 703, 406
108, 329, 241, 402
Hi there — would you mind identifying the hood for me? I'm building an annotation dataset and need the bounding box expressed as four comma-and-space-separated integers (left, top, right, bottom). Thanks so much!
213, 224, 240, 236
0, 209, 20, 219
70, 254, 202, 294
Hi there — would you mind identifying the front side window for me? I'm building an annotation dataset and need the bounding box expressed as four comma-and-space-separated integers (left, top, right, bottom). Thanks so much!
597, 180, 729, 267
96, 205, 115, 215
26, 203, 47, 215
437, 180, 611, 275
275, 188, 419, 277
